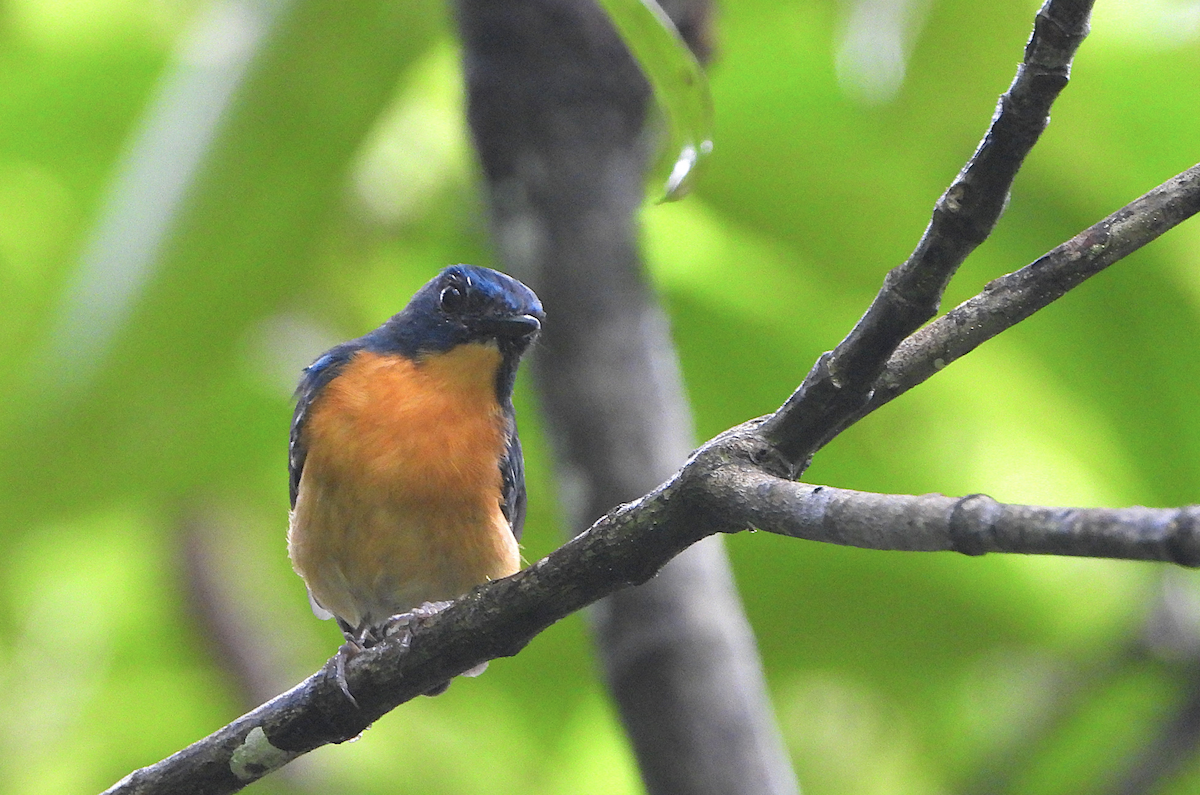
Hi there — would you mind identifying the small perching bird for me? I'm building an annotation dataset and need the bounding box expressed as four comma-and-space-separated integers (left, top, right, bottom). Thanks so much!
286, 264, 543, 700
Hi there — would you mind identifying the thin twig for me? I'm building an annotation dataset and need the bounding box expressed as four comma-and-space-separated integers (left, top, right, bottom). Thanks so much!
846, 161, 1200, 428
760, 0, 1094, 464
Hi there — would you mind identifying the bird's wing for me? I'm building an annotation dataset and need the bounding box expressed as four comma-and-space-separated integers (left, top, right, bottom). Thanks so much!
289, 345, 357, 509
499, 419, 527, 541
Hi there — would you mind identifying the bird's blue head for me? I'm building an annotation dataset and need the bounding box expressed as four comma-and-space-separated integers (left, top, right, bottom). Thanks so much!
368, 265, 544, 363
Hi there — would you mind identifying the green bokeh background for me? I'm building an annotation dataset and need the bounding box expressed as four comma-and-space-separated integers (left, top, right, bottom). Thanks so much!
1, 1, 1198, 793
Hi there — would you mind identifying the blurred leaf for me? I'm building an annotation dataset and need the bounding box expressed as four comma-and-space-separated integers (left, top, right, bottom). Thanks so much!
2, 1, 1199, 794
0, 0, 445, 518
596, 0, 714, 199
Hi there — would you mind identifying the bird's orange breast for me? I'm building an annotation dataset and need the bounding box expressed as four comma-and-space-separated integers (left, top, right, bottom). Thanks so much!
287, 345, 521, 629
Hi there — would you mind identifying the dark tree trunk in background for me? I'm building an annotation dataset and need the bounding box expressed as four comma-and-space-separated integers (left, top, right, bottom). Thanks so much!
456, 2, 799, 793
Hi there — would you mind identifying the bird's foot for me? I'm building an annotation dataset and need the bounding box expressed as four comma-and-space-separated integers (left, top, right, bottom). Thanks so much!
332, 637, 365, 709
381, 600, 454, 642
382, 601, 455, 697
329, 604, 459, 707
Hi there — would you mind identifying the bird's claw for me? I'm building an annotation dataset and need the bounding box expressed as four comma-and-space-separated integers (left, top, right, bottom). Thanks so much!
332, 639, 364, 709
332, 602, 457, 704
381, 600, 454, 642
381, 601, 455, 697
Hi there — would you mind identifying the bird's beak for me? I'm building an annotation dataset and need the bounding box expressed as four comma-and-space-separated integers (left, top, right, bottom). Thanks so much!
479, 313, 541, 338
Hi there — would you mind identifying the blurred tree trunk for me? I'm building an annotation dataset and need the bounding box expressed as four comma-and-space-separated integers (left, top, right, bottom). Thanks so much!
456, 1, 799, 793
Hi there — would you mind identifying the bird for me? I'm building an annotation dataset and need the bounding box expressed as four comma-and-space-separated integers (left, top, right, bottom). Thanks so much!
287, 264, 543, 701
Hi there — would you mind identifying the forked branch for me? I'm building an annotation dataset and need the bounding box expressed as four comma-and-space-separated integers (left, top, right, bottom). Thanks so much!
102, 0, 1200, 792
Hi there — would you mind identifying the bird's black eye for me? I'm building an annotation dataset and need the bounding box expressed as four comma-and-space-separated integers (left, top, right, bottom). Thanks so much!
439, 283, 466, 313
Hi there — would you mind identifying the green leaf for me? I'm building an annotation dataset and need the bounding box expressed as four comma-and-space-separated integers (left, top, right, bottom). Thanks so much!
595, 0, 715, 201
0, 0, 445, 514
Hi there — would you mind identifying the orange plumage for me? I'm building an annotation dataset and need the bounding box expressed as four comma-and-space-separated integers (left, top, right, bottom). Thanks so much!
287, 265, 541, 695
288, 344, 520, 631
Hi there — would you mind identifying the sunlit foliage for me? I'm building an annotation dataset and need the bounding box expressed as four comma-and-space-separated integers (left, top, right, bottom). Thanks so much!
0, 1, 1197, 793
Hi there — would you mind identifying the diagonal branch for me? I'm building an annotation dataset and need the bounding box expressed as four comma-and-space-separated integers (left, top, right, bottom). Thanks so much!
104, 407, 1200, 795
102, 63, 1200, 795
831, 160, 1200, 443
100, 1, 1200, 792
102, 156, 1200, 790
761, 0, 1094, 465
103, 472, 713, 795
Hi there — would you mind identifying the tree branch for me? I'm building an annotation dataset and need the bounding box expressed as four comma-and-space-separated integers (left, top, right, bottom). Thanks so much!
712, 466, 1200, 565
456, 0, 798, 791
851, 161, 1200, 429
101, 0, 1200, 791
104, 468, 711, 795
105, 411, 1200, 794
761, 0, 1094, 465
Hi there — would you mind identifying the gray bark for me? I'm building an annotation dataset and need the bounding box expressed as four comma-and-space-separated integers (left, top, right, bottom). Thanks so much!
456, 0, 800, 792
